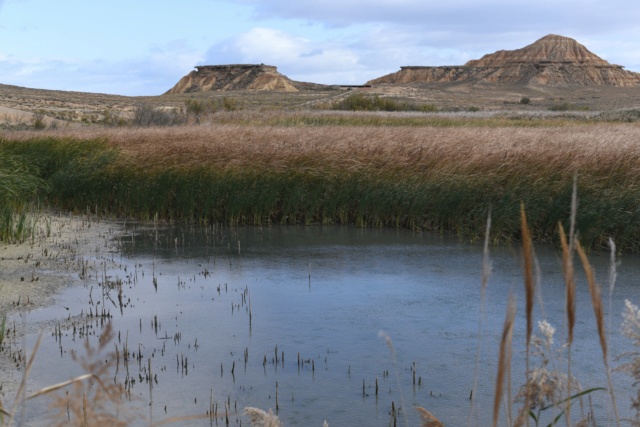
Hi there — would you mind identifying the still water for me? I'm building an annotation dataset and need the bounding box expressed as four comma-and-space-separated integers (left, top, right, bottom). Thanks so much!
18, 225, 640, 426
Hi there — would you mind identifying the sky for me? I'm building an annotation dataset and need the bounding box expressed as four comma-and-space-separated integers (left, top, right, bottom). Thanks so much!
0, 0, 639, 96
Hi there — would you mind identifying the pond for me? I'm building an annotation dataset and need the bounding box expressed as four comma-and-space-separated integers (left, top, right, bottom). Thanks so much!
15, 225, 640, 426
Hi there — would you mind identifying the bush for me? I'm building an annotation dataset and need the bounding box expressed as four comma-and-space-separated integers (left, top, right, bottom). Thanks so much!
520, 97, 531, 105
548, 102, 590, 112
548, 102, 572, 112
222, 97, 240, 112
185, 98, 241, 124
132, 104, 185, 127
420, 104, 438, 113
597, 109, 640, 123
32, 112, 46, 130
102, 109, 127, 127
332, 94, 436, 113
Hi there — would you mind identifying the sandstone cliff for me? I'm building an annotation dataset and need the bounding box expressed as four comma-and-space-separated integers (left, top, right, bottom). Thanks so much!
367, 35, 640, 87
166, 64, 300, 94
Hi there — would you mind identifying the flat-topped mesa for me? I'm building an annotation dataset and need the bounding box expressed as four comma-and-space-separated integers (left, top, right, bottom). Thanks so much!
367, 34, 640, 87
194, 64, 279, 73
165, 63, 299, 94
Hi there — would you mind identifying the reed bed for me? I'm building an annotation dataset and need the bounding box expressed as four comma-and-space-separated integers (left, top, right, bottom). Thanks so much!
3, 121, 640, 250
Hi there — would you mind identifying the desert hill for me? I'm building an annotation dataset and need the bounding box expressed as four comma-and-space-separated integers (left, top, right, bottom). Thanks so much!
165, 64, 329, 94
367, 34, 640, 87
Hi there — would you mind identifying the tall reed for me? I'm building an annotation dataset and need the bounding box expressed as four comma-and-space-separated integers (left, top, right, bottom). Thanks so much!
521, 203, 535, 427
493, 294, 516, 427
0, 149, 43, 241
4, 123, 640, 249
576, 241, 621, 427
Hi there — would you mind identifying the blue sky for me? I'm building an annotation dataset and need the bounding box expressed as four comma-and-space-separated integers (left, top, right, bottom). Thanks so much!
1, 0, 639, 96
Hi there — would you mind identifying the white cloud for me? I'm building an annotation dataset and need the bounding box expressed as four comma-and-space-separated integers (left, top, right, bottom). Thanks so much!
203, 27, 367, 84
201, 22, 640, 86
229, 0, 640, 35
0, 41, 203, 95
221, 0, 640, 71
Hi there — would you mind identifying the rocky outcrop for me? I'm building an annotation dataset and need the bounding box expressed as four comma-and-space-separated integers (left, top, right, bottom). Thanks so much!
165, 64, 300, 94
367, 35, 640, 87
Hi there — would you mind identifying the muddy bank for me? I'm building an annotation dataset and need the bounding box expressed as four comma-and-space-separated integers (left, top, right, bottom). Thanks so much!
0, 212, 123, 406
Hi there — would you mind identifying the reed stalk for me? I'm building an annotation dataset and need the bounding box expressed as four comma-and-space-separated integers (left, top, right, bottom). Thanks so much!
520, 203, 536, 427
469, 211, 492, 426
493, 294, 516, 427
576, 241, 620, 427
558, 223, 576, 427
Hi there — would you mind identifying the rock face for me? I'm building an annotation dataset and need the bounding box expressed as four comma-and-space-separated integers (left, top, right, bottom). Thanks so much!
367, 35, 640, 87
165, 64, 300, 94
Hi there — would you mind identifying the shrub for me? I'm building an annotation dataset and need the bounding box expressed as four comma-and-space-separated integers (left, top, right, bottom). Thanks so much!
548, 102, 573, 112
32, 112, 46, 130
222, 97, 240, 112
332, 94, 435, 113
597, 109, 640, 123
185, 98, 241, 124
420, 104, 438, 113
102, 110, 127, 127
520, 97, 531, 105
132, 104, 185, 127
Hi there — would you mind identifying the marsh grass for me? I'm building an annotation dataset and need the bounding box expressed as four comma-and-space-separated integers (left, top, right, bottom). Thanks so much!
4, 122, 640, 249
0, 149, 44, 242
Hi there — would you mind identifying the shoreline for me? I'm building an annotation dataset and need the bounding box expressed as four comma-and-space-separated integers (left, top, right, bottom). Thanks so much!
0, 212, 123, 407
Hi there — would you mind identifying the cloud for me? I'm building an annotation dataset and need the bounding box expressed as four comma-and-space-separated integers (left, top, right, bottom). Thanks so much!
0, 40, 203, 95
203, 27, 370, 84
228, 0, 640, 35
217, 0, 640, 72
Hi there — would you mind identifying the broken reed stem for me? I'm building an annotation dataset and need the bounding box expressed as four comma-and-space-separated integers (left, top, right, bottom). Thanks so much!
468, 211, 492, 427
520, 203, 535, 427
576, 241, 620, 427
559, 222, 576, 427
607, 237, 617, 347
379, 331, 409, 427
493, 294, 516, 427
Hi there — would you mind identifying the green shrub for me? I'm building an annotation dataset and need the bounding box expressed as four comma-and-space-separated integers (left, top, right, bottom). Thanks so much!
520, 97, 531, 105
420, 104, 438, 113
332, 94, 436, 113
548, 102, 573, 111
32, 112, 46, 130
222, 97, 240, 111
132, 104, 185, 127
548, 102, 590, 112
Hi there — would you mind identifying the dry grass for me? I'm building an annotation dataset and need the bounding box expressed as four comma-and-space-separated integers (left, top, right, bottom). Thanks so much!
5, 121, 640, 177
